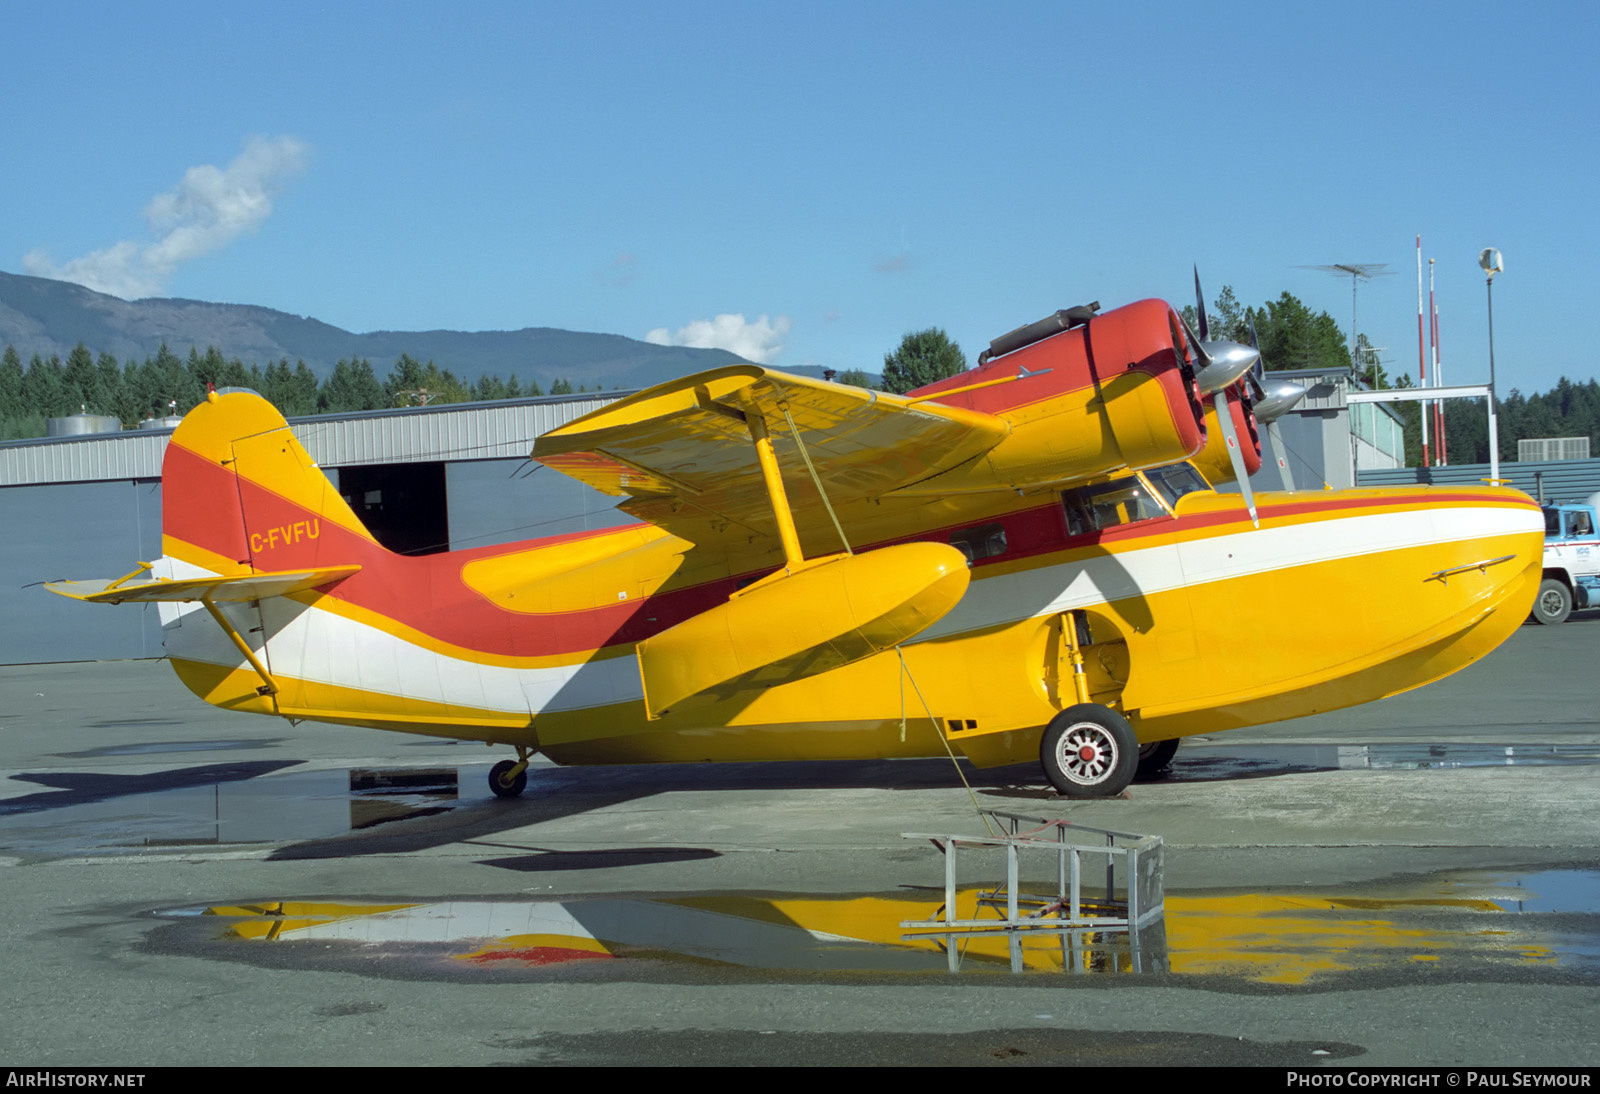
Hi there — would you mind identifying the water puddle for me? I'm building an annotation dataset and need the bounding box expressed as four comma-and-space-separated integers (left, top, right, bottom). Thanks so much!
155, 867, 1600, 984
1169, 742, 1600, 781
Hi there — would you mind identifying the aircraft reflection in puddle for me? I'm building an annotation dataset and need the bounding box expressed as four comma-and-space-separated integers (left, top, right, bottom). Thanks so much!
181, 868, 1599, 984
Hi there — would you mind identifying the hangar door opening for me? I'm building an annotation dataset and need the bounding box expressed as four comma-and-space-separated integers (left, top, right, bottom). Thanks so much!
336, 462, 449, 556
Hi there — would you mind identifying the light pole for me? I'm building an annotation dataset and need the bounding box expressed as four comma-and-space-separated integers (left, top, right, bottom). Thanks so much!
1479, 248, 1504, 482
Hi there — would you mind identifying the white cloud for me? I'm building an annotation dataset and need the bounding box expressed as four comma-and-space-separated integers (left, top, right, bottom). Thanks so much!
645, 313, 793, 364
24, 135, 309, 299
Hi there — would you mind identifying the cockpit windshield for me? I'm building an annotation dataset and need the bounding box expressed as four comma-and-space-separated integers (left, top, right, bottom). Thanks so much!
1144, 463, 1209, 507
1061, 464, 1210, 537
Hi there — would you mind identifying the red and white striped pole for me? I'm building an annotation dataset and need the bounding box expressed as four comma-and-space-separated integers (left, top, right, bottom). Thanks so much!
1418, 236, 1430, 466
1430, 259, 1446, 464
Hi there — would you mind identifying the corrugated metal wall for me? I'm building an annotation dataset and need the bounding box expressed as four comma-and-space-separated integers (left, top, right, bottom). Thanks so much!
0, 393, 626, 486
2, 479, 165, 664
1356, 458, 1600, 503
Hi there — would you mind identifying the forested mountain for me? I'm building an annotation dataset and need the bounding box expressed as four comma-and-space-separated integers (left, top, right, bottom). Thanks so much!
0, 270, 746, 393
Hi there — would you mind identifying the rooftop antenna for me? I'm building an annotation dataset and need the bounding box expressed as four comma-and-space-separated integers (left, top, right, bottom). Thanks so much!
1300, 262, 1393, 381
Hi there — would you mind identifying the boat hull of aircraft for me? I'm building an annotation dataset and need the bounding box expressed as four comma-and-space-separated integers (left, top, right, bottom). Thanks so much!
149, 479, 1540, 769
47, 294, 1545, 796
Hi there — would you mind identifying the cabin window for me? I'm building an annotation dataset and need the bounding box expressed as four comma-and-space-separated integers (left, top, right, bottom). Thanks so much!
949, 523, 1007, 565
1569, 510, 1594, 537
1062, 477, 1167, 536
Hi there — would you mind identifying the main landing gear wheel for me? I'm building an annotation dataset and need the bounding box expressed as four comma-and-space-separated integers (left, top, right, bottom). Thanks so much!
489, 759, 528, 799
1532, 578, 1572, 625
1135, 738, 1180, 781
1040, 703, 1138, 799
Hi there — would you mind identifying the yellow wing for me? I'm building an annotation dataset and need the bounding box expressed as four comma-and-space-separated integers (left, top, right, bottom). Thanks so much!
533, 365, 1009, 558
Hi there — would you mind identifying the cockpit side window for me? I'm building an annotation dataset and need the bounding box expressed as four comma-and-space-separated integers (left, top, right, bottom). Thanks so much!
1062, 477, 1168, 536
949, 523, 1008, 565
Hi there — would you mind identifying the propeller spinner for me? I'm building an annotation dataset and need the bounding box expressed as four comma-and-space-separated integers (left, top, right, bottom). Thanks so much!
1188, 267, 1263, 527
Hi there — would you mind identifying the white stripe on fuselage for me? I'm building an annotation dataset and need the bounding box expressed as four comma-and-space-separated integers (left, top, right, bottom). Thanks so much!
163, 502, 1539, 717
924, 502, 1540, 640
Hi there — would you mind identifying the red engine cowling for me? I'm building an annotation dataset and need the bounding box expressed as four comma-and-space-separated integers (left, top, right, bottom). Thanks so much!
900, 299, 1209, 493
1192, 379, 1263, 485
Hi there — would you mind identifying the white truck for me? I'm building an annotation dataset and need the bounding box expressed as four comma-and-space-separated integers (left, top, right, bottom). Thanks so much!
1534, 499, 1600, 624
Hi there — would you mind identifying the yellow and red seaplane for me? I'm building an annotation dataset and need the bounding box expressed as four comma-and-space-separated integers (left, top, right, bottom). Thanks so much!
47, 294, 1543, 798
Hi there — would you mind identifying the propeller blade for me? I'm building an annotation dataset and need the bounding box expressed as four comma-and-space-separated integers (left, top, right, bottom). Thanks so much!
1266, 419, 1296, 491
1248, 314, 1265, 383
1213, 387, 1259, 528
1193, 266, 1210, 342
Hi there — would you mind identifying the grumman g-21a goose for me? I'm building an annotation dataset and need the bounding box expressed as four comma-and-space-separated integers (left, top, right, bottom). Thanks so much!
48, 292, 1543, 798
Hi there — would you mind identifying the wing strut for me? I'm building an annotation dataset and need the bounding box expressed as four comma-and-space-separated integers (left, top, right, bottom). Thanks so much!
746, 409, 807, 571
777, 402, 853, 556
199, 593, 281, 711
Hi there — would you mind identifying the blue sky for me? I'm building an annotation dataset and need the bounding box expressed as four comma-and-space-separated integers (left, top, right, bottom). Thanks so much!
3, 1, 1594, 394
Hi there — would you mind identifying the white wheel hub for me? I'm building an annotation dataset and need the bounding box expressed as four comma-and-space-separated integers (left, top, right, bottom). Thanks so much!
1055, 723, 1118, 785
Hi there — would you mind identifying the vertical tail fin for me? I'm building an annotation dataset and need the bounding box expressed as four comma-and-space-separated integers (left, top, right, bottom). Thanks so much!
161, 390, 382, 576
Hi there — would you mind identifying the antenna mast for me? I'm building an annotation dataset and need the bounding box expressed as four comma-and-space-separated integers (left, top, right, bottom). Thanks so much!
1300, 262, 1393, 383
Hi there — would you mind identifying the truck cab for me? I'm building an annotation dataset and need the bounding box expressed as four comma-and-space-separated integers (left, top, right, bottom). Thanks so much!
1535, 501, 1600, 623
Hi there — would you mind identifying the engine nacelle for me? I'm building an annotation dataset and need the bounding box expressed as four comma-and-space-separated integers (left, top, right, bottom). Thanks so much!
1191, 381, 1263, 486
894, 299, 1208, 496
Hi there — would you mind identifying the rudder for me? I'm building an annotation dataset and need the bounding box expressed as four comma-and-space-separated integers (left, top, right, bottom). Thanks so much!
161, 390, 380, 577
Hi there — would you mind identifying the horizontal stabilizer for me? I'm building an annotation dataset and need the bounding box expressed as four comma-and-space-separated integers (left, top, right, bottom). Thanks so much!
45, 565, 361, 605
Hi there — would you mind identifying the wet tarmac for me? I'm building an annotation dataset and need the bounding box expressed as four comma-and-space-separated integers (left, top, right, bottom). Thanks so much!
3, 619, 1600, 1065
8, 741, 1599, 859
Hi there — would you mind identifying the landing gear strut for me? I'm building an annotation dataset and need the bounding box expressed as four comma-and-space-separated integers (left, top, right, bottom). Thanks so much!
489, 747, 532, 799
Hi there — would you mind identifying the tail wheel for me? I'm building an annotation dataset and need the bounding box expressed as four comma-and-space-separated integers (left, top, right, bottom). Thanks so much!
1040, 704, 1138, 798
1135, 738, 1180, 780
1532, 578, 1572, 625
489, 759, 528, 799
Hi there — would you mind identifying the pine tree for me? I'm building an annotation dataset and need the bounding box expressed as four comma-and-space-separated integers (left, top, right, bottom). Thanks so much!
881, 328, 966, 394
0, 347, 26, 421
63, 343, 99, 413
21, 354, 70, 418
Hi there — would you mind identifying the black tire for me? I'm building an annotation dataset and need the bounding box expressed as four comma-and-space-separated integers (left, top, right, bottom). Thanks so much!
1135, 738, 1180, 780
489, 759, 528, 799
1040, 704, 1138, 798
1533, 578, 1572, 625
